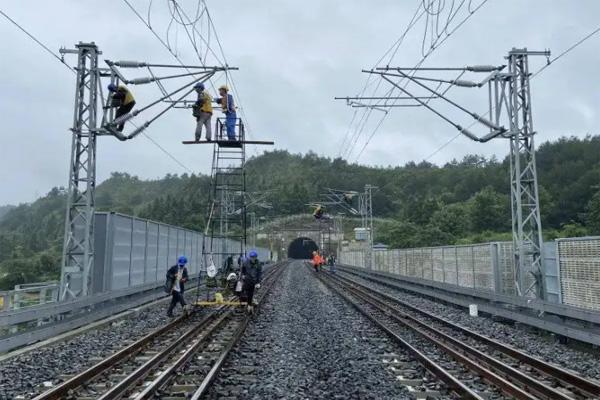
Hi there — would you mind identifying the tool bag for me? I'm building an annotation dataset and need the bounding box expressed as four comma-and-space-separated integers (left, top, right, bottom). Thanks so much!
192, 105, 201, 118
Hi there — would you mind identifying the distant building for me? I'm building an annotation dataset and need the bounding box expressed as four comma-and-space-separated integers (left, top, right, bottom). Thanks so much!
354, 227, 369, 241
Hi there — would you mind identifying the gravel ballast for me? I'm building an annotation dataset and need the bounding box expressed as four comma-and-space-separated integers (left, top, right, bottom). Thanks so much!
208, 261, 432, 400
0, 295, 192, 399
337, 267, 600, 381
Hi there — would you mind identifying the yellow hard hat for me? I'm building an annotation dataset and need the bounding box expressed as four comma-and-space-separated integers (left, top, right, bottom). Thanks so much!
219, 85, 229, 91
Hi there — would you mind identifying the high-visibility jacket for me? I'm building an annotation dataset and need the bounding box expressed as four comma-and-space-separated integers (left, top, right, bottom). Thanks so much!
318, 255, 325, 266
198, 91, 213, 113
118, 85, 135, 105
312, 254, 320, 266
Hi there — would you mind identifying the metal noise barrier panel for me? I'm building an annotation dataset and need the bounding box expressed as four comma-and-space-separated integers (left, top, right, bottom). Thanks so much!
341, 243, 506, 294
95, 212, 271, 295
558, 237, 600, 311
342, 237, 600, 311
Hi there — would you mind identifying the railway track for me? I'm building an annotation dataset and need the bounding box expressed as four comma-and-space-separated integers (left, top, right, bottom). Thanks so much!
319, 269, 600, 400
32, 262, 288, 400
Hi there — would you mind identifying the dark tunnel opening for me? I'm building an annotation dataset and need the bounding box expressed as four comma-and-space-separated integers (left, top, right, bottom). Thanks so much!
287, 237, 319, 259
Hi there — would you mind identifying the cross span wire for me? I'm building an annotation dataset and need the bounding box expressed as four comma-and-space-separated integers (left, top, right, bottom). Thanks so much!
340, 0, 490, 161
0, 7, 195, 174
422, 22, 600, 163
348, 0, 490, 162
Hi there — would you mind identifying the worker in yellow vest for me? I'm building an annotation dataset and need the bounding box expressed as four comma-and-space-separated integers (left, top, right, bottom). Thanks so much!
192, 82, 213, 141
107, 83, 135, 132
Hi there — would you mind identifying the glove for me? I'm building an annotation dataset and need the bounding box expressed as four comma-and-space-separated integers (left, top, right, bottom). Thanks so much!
254, 283, 261, 289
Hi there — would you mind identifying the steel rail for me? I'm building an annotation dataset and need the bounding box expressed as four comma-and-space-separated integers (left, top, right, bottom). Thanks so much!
334, 272, 600, 399
314, 268, 485, 400
32, 312, 191, 400
32, 263, 284, 400
132, 261, 288, 399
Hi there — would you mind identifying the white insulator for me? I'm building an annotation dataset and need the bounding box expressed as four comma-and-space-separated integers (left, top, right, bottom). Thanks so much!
112, 112, 136, 126
471, 113, 502, 130
480, 129, 505, 142
457, 126, 479, 141
451, 80, 478, 88
467, 65, 498, 72
115, 60, 146, 68
127, 122, 149, 140
129, 77, 154, 85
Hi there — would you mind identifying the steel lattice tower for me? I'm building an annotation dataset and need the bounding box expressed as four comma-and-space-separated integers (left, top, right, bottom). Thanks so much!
59, 42, 101, 300
506, 49, 545, 298
351, 47, 549, 297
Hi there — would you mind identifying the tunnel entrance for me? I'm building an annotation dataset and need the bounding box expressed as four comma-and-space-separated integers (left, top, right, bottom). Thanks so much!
287, 237, 318, 259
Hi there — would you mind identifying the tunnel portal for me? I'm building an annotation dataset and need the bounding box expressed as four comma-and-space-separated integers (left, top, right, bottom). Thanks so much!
287, 237, 318, 259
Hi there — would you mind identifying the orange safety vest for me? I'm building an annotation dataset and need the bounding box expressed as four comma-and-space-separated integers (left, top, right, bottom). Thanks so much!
312, 255, 320, 266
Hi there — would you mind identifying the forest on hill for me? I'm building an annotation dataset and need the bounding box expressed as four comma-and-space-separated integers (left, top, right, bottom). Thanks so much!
1, 135, 599, 289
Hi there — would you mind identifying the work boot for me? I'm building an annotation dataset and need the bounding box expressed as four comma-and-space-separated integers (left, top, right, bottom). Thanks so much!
195, 136, 200, 142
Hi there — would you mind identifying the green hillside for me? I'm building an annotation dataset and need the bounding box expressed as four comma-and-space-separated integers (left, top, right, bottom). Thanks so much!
1, 135, 600, 289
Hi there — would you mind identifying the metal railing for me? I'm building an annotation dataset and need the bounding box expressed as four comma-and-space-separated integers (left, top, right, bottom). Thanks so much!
0, 282, 59, 312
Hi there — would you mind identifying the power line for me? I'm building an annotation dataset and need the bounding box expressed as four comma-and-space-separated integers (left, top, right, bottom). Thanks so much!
532, 24, 600, 78
142, 132, 193, 173
338, 2, 426, 158
0, 9, 75, 73
350, 0, 490, 161
344, 0, 490, 161
153, 0, 257, 155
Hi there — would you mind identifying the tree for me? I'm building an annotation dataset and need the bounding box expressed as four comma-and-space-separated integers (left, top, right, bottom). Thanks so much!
376, 220, 421, 248
431, 203, 469, 237
469, 187, 509, 232
586, 191, 600, 235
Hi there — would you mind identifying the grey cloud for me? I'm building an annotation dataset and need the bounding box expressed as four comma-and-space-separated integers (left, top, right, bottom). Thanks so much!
1, 0, 599, 205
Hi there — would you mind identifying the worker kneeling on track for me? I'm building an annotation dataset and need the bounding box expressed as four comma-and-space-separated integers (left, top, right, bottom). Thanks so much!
240, 250, 262, 313
165, 255, 189, 317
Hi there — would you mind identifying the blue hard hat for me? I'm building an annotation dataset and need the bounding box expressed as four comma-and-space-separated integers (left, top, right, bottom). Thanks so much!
178, 255, 188, 265
194, 82, 205, 90
108, 83, 117, 92
248, 250, 258, 258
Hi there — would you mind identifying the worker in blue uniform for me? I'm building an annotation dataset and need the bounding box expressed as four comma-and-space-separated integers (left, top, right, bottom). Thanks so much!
165, 256, 189, 317
215, 85, 237, 140
241, 250, 262, 312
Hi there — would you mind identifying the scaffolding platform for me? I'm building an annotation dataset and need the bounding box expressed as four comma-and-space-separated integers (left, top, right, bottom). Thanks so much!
182, 139, 274, 147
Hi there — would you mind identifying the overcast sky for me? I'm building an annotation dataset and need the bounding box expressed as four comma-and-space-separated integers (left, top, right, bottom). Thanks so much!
1, 0, 599, 205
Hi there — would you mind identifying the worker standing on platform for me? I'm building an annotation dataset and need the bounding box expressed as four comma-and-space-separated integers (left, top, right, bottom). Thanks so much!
193, 82, 213, 142
166, 256, 189, 317
241, 250, 262, 312
215, 85, 237, 140
107, 83, 135, 132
